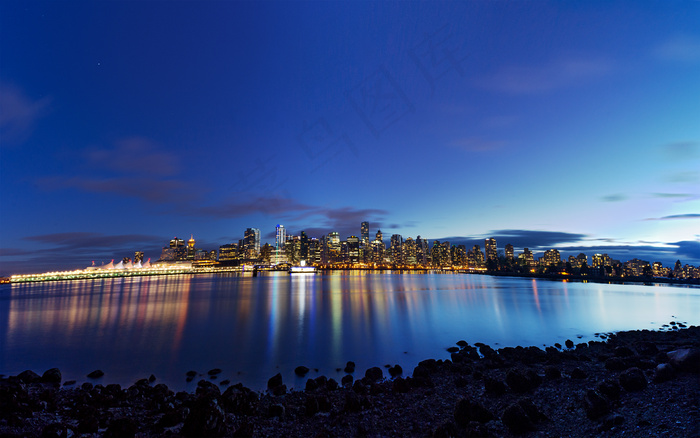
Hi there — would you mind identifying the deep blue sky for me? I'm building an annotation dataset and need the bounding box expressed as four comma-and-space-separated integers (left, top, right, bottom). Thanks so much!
1, 1, 699, 274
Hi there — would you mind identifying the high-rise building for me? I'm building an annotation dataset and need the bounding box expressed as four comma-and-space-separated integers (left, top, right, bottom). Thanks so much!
404, 237, 416, 265
276, 225, 286, 252
472, 245, 484, 266
347, 236, 360, 264
542, 249, 561, 266
485, 238, 497, 262
218, 243, 239, 261
361, 222, 369, 247
244, 228, 260, 259
390, 234, 403, 265
187, 235, 196, 260
505, 244, 514, 261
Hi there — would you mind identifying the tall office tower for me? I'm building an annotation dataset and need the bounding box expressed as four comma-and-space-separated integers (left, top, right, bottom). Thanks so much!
361, 222, 369, 246
505, 244, 514, 261
244, 228, 260, 259
218, 243, 239, 261
390, 234, 403, 265
472, 245, 485, 266
170, 237, 185, 248
276, 225, 286, 252
300, 231, 309, 260
485, 238, 497, 262
347, 236, 360, 264
416, 236, 429, 265
403, 237, 417, 265
375, 229, 382, 243
328, 231, 340, 263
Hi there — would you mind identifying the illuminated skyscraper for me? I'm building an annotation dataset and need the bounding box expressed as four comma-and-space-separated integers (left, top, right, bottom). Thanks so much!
505, 244, 514, 261
347, 236, 360, 264
244, 228, 260, 259
361, 222, 369, 246
187, 235, 196, 260
485, 238, 497, 262
276, 225, 286, 252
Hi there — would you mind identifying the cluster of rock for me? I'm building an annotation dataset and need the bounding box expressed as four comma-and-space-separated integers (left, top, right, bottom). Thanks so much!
1, 325, 698, 437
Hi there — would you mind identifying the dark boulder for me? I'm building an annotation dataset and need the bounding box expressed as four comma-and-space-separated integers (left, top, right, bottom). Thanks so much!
454, 397, 494, 426
619, 367, 646, 391
392, 377, 411, 393
614, 346, 635, 357
272, 384, 287, 396
186, 370, 198, 377
306, 379, 320, 393
182, 398, 227, 436
413, 364, 432, 379
344, 361, 356, 373
484, 376, 507, 395
583, 389, 609, 420
295, 366, 310, 377
479, 344, 497, 359
565, 339, 574, 349
506, 369, 536, 393
221, 384, 258, 416
41, 368, 62, 384
196, 379, 221, 398
388, 364, 403, 377
365, 367, 383, 382
87, 370, 104, 379
267, 373, 283, 390
447, 346, 460, 353
653, 363, 675, 383
314, 375, 327, 388
18, 370, 41, 383
502, 403, 535, 434
326, 378, 338, 391
637, 342, 658, 356
207, 368, 222, 376
341, 374, 353, 388
667, 348, 700, 373
596, 379, 621, 401
456, 340, 469, 347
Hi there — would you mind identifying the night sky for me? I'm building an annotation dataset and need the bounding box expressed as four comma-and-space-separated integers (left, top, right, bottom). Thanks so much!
1, 1, 699, 275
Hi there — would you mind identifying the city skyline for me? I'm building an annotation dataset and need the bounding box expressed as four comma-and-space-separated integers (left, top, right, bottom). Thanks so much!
1, 2, 699, 275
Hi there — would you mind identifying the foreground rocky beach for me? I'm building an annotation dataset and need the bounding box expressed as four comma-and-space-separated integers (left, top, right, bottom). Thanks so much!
1, 326, 698, 438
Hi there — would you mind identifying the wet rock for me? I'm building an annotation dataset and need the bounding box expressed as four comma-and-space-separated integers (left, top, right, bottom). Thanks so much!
667, 348, 700, 373
365, 367, 383, 382
326, 378, 338, 390
484, 376, 507, 395
388, 364, 403, 377
447, 346, 460, 353
41, 368, 62, 385
220, 379, 230, 386
207, 368, 222, 376
583, 389, 609, 420
456, 340, 469, 347
267, 373, 283, 390
413, 364, 432, 379
314, 375, 327, 388
305, 378, 318, 392
148, 374, 157, 383
295, 366, 310, 377
454, 397, 494, 426
196, 379, 221, 398
479, 344, 497, 359
272, 384, 287, 396
433, 420, 458, 438
87, 370, 104, 379
221, 383, 258, 416
596, 379, 621, 401
344, 361, 356, 373
502, 403, 535, 434
341, 374, 353, 388
63, 380, 76, 386
81, 382, 93, 391
18, 370, 41, 383
392, 377, 411, 393
186, 370, 198, 377
637, 342, 658, 356
570, 367, 587, 379
619, 367, 646, 391
105, 417, 138, 438
182, 398, 227, 436
653, 363, 675, 383
565, 339, 574, 349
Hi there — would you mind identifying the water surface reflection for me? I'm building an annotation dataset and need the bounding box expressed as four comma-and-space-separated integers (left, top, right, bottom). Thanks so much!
1, 273, 698, 391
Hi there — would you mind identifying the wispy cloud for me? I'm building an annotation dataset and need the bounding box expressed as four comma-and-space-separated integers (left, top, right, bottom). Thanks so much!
653, 35, 700, 62
87, 137, 180, 176
39, 176, 195, 204
477, 57, 613, 94
434, 230, 588, 250
645, 213, 700, 221
0, 81, 51, 145
665, 171, 699, 183
662, 140, 699, 160
601, 194, 628, 202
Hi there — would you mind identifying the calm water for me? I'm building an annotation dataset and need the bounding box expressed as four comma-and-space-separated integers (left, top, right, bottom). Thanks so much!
1, 272, 698, 391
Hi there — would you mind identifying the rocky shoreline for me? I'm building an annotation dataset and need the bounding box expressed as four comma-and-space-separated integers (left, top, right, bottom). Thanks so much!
1, 326, 698, 437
